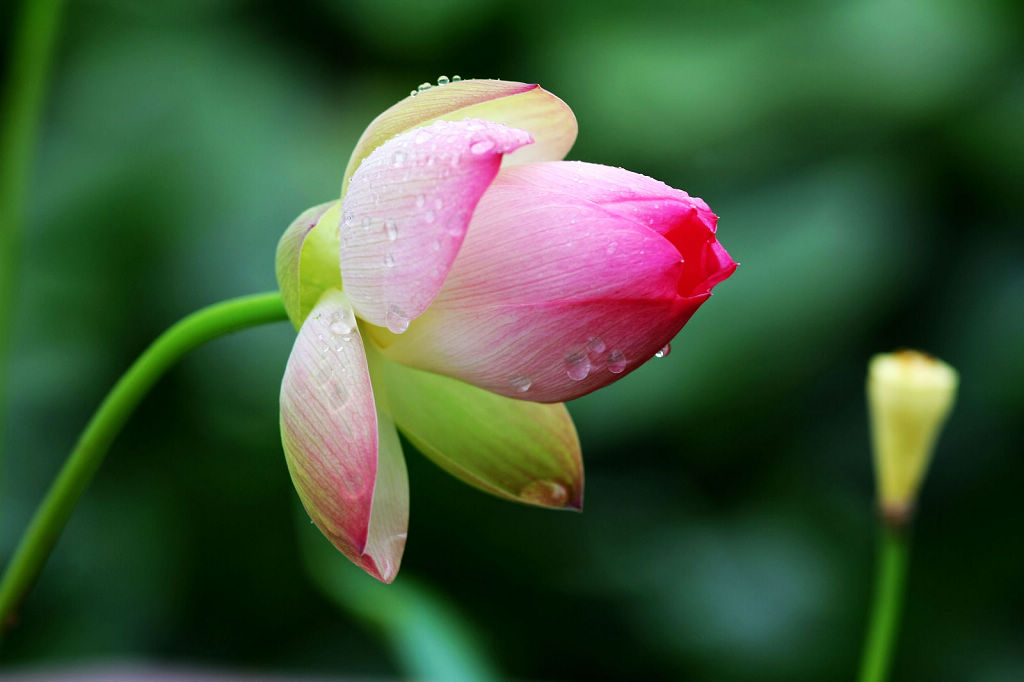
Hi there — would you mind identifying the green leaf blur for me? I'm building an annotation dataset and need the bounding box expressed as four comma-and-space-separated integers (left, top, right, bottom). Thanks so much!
2, 0, 1021, 679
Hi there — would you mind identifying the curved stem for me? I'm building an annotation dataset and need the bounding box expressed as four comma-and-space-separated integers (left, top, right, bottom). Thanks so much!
857, 521, 910, 682
0, 292, 287, 629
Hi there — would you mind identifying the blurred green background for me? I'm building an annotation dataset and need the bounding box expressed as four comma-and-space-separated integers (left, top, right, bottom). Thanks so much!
2, 0, 1022, 679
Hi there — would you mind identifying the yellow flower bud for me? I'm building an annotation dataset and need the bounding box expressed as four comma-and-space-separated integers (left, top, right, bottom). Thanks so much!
867, 350, 958, 525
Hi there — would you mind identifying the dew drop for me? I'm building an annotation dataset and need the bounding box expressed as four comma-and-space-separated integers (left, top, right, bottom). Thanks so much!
424, 210, 435, 223
451, 75, 462, 82
655, 343, 672, 358
519, 479, 570, 507
587, 337, 606, 353
608, 350, 627, 373
384, 219, 398, 241
417, 82, 432, 92
564, 351, 591, 381
415, 194, 426, 208
384, 252, 395, 267
606, 241, 618, 255
431, 238, 441, 251
437, 75, 450, 85
509, 374, 532, 392
329, 312, 355, 337
470, 139, 495, 155
434, 197, 444, 210
392, 151, 406, 167
385, 304, 410, 334
414, 130, 430, 145
361, 216, 371, 231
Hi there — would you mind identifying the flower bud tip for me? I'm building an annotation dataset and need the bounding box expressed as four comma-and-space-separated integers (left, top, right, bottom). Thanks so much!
867, 350, 958, 523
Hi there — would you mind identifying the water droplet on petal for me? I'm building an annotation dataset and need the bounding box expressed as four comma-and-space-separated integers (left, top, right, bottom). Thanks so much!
606, 241, 618, 255
587, 337, 606, 353
437, 75, 450, 85
565, 351, 591, 381
417, 82, 432, 92
519, 479, 570, 507
415, 194, 425, 208
410, 90, 418, 97
451, 75, 462, 82
392, 151, 406, 167
361, 216, 371, 231
655, 343, 671, 358
608, 350, 627, 373
424, 210, 435, 223
434, 197, 443, 210
384, 219, 398, 241
470, 139, 495, 155
431, 238, 441, 251
384, 252, 395, 267
329, 322, 352, 337
509, 374, 532, 392
385, 304, 410, 334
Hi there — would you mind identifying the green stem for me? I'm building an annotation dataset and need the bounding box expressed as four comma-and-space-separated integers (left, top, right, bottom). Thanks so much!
0, 292, 287, 629
1, 0, 68, 444
857, 521, 910, 682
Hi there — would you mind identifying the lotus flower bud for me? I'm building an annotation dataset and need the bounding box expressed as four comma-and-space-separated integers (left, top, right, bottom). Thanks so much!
867, 350, 958, 525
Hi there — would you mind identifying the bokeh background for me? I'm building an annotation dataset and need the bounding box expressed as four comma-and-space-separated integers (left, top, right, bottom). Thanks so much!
2, 0, 1022, 680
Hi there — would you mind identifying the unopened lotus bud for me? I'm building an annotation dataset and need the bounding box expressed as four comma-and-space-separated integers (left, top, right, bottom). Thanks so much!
867, 350, 958, 525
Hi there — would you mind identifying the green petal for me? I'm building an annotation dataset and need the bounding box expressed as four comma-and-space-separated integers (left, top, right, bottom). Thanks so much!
369, 350, 583, 510
341, 80, 577, 192
275, 201, 344, 328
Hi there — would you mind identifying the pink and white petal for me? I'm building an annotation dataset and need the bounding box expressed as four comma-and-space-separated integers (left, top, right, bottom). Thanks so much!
377, 294, 708, 403
340, 119, 533, 333
280, 290, 407, 582
369, 352, 582, 509
370, 168, 730, 402
405, 182, 687, 308
493, 162, 734, 296
494, 161, 718, 234
275, 201, 343, 328
362, 407, 408, 583
342, 80, 576, 188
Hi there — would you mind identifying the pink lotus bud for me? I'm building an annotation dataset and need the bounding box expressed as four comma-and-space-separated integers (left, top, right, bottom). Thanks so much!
275, 80, 735, 581
373, 160, 736, 402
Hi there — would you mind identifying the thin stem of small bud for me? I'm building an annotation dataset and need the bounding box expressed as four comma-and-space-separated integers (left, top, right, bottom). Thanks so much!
857, 520, 911, 682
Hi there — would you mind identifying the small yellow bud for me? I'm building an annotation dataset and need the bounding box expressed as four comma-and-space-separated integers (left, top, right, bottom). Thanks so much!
867, 350, 958, 525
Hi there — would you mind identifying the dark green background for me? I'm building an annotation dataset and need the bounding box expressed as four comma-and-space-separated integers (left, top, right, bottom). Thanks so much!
2, 0, 1022, 679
